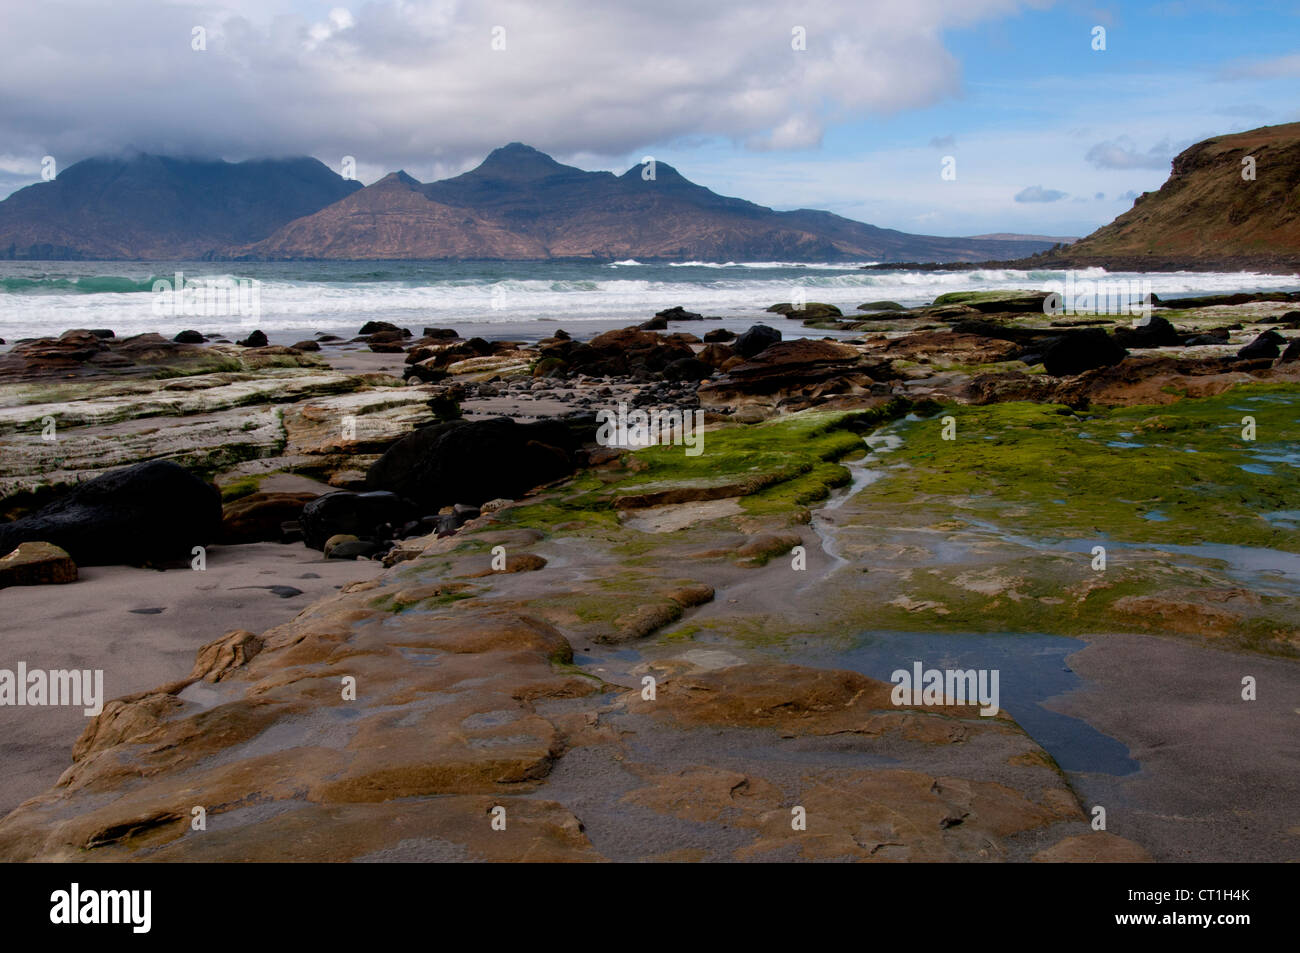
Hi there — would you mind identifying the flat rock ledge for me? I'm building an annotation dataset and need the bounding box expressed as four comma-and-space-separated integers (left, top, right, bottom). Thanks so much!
0, 516, 1146, 863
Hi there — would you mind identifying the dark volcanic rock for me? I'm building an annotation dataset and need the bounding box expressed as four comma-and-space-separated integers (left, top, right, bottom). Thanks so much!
1279, 338, 1300, 363
237, 329, 268, 347
541, 327, 694, 377
1182, 328, 1231, 345
638, 316, 668, 331
733, 324, 782, 359
422, 327, 460, 340
403, 363, 450, 383
655, 306, 704, 321
407, 337, 496, 370
703, 328, 735, 343
366, 417, 591, 511
359, 321, 408, 336
299, 491, 416, 551
173, 329, 205, 343
1040, 329, 1128, 376
0, 460, 221, 565
950, 320, 1051, 345
663, 357, 713, 381
1237, 330, 1285, 359
1112, 314, 1180, 348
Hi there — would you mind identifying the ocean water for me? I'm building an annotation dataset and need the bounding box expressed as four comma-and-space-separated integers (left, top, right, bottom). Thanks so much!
1, 259, 1298, 345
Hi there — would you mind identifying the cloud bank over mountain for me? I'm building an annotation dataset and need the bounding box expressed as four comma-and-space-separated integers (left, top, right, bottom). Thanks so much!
0, 0, 1029, 169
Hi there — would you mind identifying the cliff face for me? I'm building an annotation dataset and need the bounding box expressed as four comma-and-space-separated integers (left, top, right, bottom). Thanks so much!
0, 155, 362, 260
1037, 122, 1300, 271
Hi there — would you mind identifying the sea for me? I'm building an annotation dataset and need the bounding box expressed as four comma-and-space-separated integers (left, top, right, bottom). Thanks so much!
2, 259, 1298, 346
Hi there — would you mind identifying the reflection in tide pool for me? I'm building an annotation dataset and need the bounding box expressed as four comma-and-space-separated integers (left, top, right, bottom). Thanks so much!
806, 631, 1140, 776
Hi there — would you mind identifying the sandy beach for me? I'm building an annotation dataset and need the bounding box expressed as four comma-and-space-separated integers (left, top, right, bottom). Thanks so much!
0, 540, 383, 817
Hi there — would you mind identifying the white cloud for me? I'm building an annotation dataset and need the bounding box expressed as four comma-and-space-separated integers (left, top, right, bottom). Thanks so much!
0, 0, 1029, 170
1218, 52, 1300, 81
746, 114, 824, 151
1014, 185, 1068, 203
1085, 137, 1174, 170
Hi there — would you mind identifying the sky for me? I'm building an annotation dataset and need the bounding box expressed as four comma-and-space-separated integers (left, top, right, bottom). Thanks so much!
0, 0, 1297, 237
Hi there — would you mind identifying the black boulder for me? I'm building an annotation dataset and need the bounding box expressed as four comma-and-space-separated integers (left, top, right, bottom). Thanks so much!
299, 491, 417, 551
0, 460, 221, 565
1040, 329, 1128, 376
733, 324, 782, 359
366, 417, 590, 511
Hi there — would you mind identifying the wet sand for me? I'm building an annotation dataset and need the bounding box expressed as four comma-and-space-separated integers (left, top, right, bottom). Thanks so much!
0, 541, 383, 817
1048, 632, 1300, 862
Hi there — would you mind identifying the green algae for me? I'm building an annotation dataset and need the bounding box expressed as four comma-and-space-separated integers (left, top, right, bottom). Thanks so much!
151, 356, 245, 378
370, 588, 476, 613
931, 290, 1043, 307
219, 474, 264, 502
499, 401, 927, 534
863, 384, 1300, 553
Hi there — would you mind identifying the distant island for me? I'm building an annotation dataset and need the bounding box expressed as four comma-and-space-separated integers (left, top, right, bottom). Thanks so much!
0, 144, 1064, 264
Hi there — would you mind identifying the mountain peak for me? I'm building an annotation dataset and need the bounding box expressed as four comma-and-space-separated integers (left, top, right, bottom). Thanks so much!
472, 143, 567, 180
375, 170, 422, 189
618, 160, 688, 184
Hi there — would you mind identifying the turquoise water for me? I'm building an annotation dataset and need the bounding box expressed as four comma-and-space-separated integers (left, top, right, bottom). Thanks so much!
2, 259, 1297, 343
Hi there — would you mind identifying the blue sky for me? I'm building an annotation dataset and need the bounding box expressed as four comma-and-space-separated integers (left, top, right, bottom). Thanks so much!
609, 1, 1300, 237
1, 0, 1297, 238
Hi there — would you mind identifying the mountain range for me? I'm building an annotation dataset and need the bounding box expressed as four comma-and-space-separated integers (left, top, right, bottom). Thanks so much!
0, 155, 362, 260
0, 145, 1064, 263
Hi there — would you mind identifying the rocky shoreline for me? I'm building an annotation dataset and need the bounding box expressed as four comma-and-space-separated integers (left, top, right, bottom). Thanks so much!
1, 291, 1298, 861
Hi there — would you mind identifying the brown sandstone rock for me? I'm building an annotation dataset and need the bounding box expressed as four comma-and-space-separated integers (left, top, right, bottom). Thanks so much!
698, 339, 884, 414
191, 630, 265, 683
735, 532, 802, 567
1032, 833, 1153, 862
219, 491, 318, 543
461, 553, 548, 577
0, 541, 78, 587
